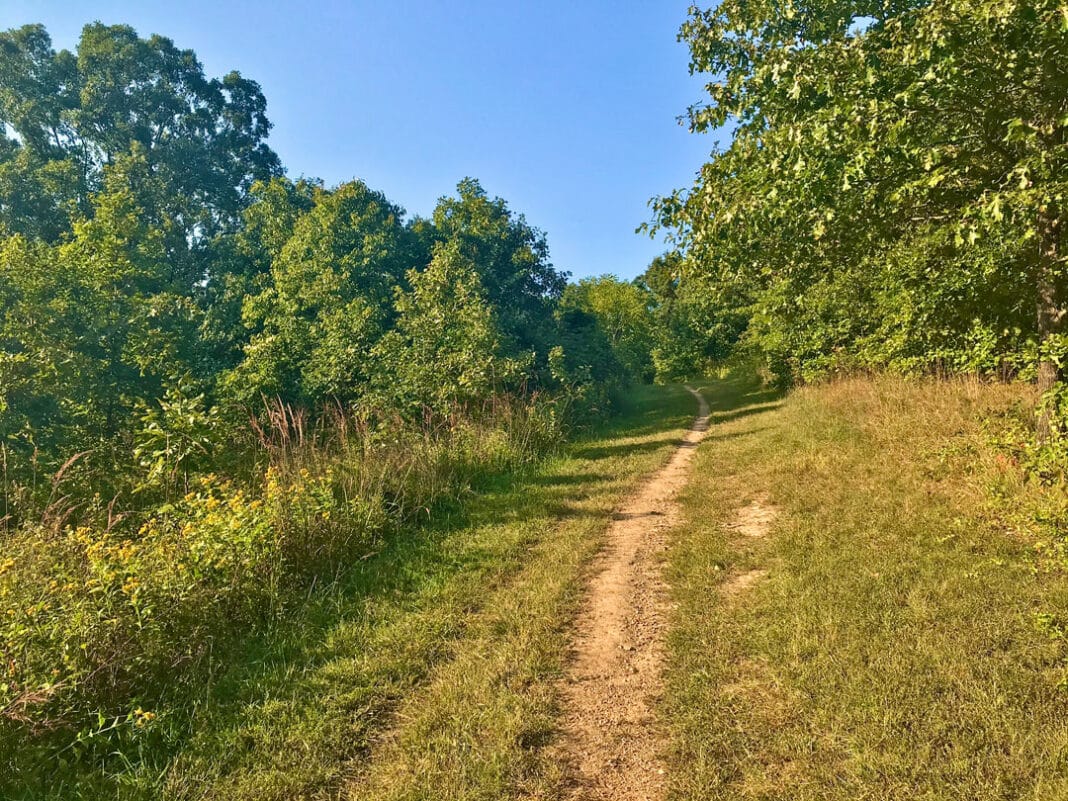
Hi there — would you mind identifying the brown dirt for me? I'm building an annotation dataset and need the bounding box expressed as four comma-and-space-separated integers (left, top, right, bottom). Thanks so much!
553, 387, 710, 801
726, 497, 777, 539
720, 568, 769, 598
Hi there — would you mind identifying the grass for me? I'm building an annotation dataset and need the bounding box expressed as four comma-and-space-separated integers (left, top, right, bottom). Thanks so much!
2, 395, 565, 797
666, 373, 1068, 800
127, 382, 697, 800
21, 371, 1059, 800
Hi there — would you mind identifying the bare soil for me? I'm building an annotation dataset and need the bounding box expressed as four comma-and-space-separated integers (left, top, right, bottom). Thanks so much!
554, 387, 710, 801
720, 568, 769, 598
726, 497, 777, 539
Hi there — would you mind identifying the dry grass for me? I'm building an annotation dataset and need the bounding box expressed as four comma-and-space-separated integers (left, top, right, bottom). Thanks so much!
666, 373, 1068, 800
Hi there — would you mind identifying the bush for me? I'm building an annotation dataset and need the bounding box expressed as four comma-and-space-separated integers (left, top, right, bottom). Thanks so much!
0, 393, 566, 783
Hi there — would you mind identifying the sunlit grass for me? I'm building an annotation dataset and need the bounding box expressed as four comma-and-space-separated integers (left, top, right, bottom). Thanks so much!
666, 373, 1068, 800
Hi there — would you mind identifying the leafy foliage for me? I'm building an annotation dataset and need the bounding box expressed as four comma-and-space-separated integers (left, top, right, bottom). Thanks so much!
133, 381, 225, 495
561, 275, 655, 382
654, 0, 1068, 391
221, 180, 414, 407
373, 242, 529, 415
0, 20, 643, 793
0, 22, 280, 247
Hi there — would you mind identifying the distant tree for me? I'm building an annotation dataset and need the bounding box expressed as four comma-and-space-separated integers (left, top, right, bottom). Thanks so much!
372, 242, 529, 416
638, 253, 681, 314
561, 275, 655, 382
635, 254, 748, 381
0, 23, 281, 259
550, 304, 624, 394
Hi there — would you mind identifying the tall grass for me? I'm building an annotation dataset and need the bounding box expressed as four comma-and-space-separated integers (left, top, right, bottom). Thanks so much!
0, 392, 566, 789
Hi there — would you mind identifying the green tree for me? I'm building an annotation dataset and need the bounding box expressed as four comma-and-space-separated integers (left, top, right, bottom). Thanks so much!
0, 174, 196, 454
0, 22, 280, 256
199, 177, 319, 376
654, 0, 1068, 394
561, 275, 655, 382
222, 180, 416, 408
635, 254, 749, 381
372, 242, 528, 416
431, 179, 567, 364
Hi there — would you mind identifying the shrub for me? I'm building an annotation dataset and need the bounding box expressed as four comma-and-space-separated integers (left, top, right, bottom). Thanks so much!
0, 393, 565, 782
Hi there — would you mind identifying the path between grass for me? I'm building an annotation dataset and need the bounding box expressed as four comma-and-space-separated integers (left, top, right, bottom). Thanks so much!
151, 384, 699, 801
344, 386, 708, 801
551, 387, 709, 801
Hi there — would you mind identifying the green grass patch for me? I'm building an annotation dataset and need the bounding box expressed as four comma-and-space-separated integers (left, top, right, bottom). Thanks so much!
666, 373, 1068, 800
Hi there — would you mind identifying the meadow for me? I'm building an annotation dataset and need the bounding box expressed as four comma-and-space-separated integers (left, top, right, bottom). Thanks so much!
666, 374, 1068, 799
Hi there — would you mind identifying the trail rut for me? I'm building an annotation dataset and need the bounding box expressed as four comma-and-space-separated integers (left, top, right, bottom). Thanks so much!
555, 387, 710, 800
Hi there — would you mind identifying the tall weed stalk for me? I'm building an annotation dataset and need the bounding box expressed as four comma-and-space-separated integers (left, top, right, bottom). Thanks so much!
0, 392, 566, 786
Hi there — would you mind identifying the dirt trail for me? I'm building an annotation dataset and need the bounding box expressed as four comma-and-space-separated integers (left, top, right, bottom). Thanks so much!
555, 387, 710, 801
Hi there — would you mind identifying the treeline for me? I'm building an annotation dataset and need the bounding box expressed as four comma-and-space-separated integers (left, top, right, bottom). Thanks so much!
0, 23, 663, 505
0, 23, 661, 786
651, 0, 1068, 403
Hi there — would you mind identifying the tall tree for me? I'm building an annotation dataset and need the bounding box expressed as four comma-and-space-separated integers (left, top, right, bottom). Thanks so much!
431, 178, 567, 363
222, 180, 416, 407
0, 22, 281, 260
656, 0, 1068, 390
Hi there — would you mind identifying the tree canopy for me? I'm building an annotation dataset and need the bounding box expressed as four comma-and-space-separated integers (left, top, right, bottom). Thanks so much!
654, 0, 1068, 391
0, 22, 645, 490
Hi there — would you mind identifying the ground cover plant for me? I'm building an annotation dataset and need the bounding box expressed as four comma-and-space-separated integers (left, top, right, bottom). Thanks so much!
2, 382, 695, 799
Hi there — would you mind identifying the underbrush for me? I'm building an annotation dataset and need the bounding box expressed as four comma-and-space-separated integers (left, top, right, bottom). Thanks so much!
0, 393, 566, 790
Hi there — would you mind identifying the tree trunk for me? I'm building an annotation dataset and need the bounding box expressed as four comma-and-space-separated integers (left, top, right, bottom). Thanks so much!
1036, 204, 1063, 441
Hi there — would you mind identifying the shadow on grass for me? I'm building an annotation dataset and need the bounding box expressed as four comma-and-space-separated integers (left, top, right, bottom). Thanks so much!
571, 434, 683, 461
710, 401, 783, 426
703, 426, 774, 445
524, 472, 614, 487
695, 375, 782, 419
29, 378, 781, 799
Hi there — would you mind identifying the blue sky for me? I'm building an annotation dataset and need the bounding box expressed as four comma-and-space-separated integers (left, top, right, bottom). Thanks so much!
0, 1, 721, 280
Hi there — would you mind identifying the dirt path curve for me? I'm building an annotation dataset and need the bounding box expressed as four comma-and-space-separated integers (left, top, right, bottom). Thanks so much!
555, 387, 710, 800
